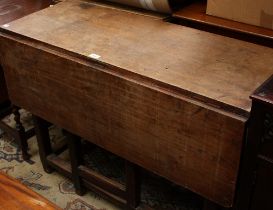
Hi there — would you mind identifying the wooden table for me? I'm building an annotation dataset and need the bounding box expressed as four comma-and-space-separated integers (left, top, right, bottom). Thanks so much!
0, 172, 60, 210
0, 0, 273, 208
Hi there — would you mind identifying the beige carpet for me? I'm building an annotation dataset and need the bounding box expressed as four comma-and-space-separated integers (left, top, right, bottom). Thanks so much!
0, 110, 202, 210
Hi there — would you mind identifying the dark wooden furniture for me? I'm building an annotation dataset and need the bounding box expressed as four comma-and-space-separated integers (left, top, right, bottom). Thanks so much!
172, 1, 273, 48
0, 172, 61, 210
0, 106, 35, 160
1, 0, 273, 209
0, 0, 54, 160
33, 116, 141, 210
173, 4, 273, 209
235, 76, 273, 210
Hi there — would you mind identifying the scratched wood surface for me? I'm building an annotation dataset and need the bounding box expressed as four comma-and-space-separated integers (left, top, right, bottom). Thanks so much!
0, 0, 272, 207
0, 172, 61, 210
2, 0, 273, 116
0, 0, 52, 104
1, 32, 246, 207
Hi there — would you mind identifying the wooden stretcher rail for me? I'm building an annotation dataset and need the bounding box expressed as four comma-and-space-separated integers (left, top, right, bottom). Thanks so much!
79, 165, 126, 197
47, 154, 73, 179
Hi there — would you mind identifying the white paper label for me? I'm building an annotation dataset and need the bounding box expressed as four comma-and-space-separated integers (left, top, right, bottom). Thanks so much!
89, 53, 101, 59
2, 24, 10, 28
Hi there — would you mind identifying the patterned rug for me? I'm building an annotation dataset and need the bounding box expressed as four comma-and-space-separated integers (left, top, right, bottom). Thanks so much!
0, 110, 202, 210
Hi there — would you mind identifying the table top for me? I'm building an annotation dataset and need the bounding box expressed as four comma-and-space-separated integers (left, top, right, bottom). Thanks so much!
0, 172, 61, 210
1, 0, 273, 116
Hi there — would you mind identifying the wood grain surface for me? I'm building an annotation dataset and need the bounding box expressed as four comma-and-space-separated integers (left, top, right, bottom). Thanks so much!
0, 33, 246, 207
0, 172, 60, 210
0, 0, 272, 207
0, 0, 53, 104
2, 0, 273, 116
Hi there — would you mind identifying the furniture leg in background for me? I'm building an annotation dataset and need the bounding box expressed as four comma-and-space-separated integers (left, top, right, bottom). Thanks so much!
0, 105, 35, 160
1, 69, 33, 160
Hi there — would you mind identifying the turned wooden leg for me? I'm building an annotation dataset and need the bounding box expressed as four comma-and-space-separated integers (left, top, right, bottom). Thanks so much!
13, 106, 30, 160
126, 161, 141, 210
65, 130, 85, 195
33, 115, 53, 173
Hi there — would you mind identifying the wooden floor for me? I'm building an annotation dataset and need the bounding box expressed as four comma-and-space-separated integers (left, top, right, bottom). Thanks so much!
0, 172, 61, 210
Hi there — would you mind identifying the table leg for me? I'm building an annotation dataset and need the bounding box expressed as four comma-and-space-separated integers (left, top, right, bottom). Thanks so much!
65, 130, 86, 195
126, 161, 141, 209
33, 115, 53, 173
13, 106, 30, 160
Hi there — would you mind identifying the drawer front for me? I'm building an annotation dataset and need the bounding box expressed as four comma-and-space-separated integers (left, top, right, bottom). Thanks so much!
0, 35, 246, 207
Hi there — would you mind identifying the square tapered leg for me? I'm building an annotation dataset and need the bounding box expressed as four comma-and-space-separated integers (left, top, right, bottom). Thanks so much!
33, 115, 53, 173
